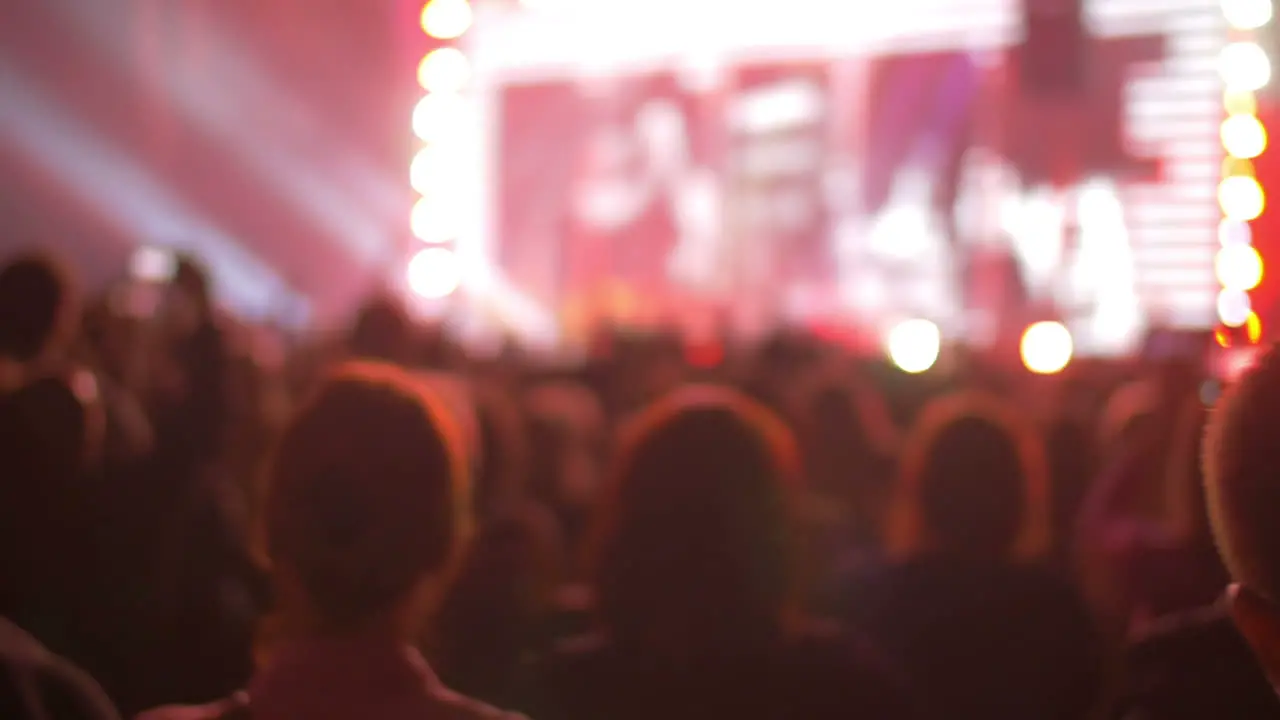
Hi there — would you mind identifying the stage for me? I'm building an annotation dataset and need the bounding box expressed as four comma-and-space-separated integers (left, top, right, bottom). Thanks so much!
446, 0, 1226, 356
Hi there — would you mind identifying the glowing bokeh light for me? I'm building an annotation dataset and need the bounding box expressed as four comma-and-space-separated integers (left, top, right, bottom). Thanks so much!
1219, 218, 1254, 246
1225, 89, 1259, 116
1223, 0, 1274, 30
129, 246, 176, 282
418, 48, 472, 93
1220, 42, 1271, 92
1248, 310, 1264, 343
1223, 156, 1258, 180
412, 93, 473, 143
1219, 174, 1267, 220
421, 0, 473, 40
407, 247, 463, 298
410, 195, 463, 243
410, 145, 467, 196
886, 319, 941, 374
1217, 288, 1253, 327
1222, 113, 1269, 158
1215, 244, 1265, 291
1020, 321, 1074, 375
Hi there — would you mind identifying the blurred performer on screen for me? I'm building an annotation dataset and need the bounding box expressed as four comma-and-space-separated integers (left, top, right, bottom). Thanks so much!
567, 97, 719, 328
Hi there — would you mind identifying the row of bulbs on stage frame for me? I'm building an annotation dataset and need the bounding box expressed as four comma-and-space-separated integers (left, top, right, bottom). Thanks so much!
407, 0, 475, 300
1217, 0, 1273, 344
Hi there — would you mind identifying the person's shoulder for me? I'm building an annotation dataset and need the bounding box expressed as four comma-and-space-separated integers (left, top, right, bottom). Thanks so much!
535, 632, 612, 686
0, 617, 121, 720
783, 619, 894, 675
1127, 603, 1247, 668
432, 684, 528, 720
135, 693, 248, 720
1120, 604, 1280, 719
780, 620, 921, 718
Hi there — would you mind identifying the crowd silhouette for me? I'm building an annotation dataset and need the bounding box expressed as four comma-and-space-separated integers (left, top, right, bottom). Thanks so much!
2, 249, 1279, 719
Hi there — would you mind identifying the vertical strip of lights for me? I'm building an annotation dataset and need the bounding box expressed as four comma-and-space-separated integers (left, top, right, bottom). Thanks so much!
1217, 0, 1273, 345
407, 0, 474, 301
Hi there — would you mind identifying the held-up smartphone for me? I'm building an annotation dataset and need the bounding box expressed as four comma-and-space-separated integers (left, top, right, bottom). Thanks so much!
129, 246, 177, 284
118, 246, 177, 320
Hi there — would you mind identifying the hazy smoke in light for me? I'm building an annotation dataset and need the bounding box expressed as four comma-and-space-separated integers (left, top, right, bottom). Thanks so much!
49, 0, 398, 271
0, 60, 306, 323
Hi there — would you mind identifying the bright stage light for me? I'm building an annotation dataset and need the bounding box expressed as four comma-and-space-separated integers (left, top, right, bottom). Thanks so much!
1225, 89, 1259, 116
418, 48, 472, 93
1020, 321, 1073, 375
410, 145, 468, 195
1216, 243, 1265, 291
407, 247, 463, 298
1248, 310, 1264, 343
412, 93, 473, 143
411, 195, 464, 243
1223, 0, 1274, 30
1222, 113, 1269, 159
887, 319, 941, 374
1220, 42, 1271, 92
1218, 288, 1254, 327
1219, 174, 1267, 221
422, 0, 473, 40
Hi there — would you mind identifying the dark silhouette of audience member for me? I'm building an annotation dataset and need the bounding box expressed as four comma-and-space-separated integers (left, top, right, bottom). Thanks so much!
0, 252, 79, 388
430, 385, 565, 707
0, 616, 120, 720
154, 254, 231, 471
1111, 392, 1271, 720
1129, 397, 1229, 625
795, 378, 899, 608
348, 295, 414, 364
1078, 381, 1202, 631
1174, 342, 1280, 714
432, 503, 565, 708
532, 385, 914, 720
139, 361, 524, 720
131, 256, 256, 711
844, 392, 1101, 720
0, 377, 104, 667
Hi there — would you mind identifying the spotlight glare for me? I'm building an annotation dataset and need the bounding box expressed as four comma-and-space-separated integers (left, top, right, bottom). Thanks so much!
1222, 113, 1269, 159
1223, 0, 1274, 30
412, 93, 473, 143
1247, 310, 1264, 343
1220, 42, 1271, 92
407, 247, 463, 299
1219, 174, 1267, 221
886, 319, 941, 374
418, 48, 472, 93
1225, 89, 1259, 116
411, 195, 464, 244
410, 145, 467, 196
421, 0, 474, 40
1215, 244, 1265, 291
1020, 321, 1073, 375
1218, 288, 1254, 327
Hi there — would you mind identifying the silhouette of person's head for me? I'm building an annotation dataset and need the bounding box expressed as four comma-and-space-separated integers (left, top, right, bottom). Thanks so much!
591, 385, 800, 652
264, 361, 469, 635
0, 374, 101, 483
891, 392, 1049, 561
348, 296, 413, 364
173, 254, 212, 316
1205, 344, 1280, 685
0, 253, 77, 368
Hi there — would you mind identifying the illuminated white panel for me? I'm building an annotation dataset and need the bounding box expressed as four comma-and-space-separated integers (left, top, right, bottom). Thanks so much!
474, 0, 1226, 329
